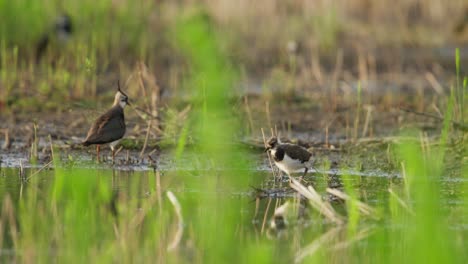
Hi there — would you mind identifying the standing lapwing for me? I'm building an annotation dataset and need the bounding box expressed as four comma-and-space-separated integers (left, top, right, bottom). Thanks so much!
265, 136, 313, 180
83, 82, 130, 163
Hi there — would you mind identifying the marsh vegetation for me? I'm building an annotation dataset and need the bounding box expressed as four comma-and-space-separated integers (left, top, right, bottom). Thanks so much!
0, 0, 467, 263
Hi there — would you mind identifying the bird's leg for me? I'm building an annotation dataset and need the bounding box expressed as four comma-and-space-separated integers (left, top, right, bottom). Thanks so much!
274, 174, 280, 183
96, 145, 101, 163
111, 147, 115, 165
299, 167, 308, 182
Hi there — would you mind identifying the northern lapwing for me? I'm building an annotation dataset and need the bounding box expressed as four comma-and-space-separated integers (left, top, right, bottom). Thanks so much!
83, 82, 130, 163
265, 136, 313, 180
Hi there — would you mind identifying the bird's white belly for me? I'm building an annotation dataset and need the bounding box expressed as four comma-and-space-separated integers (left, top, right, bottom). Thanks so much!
109, 139, 121, 150
274, 153, 305, 174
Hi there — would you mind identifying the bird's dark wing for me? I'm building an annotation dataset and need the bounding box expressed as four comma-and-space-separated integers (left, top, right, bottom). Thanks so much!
272, 147, 285, 162
281, 144, 312, 163
84, 107, 125, 145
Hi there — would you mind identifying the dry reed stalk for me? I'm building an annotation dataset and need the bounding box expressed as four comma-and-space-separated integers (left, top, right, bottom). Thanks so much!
290, 178, 344, 224
326, 188, 378, 218
244, 95, 254, 134
388, 188, 415, 215
265, 101, 271, 129
331, 226, 374, 250
261, 197, 273, 235
167, 191, 183, 251
1, 195, 18, 250
361, 105, 373, 138
26, 160, 53, 181
1, 129, 10, 150
294, 227, 341, 263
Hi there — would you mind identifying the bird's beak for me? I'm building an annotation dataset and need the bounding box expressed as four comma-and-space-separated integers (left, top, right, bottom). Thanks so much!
126, 100, 131, 106
264, 147, 270, 152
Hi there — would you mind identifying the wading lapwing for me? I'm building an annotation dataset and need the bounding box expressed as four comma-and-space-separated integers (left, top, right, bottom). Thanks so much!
265, 136, 313, 180
83, 82, 130, 163
36, 13, 73, 62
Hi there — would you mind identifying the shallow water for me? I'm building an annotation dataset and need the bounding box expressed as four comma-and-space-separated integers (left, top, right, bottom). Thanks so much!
0, 145, 465, 213
0, 141, 467, 264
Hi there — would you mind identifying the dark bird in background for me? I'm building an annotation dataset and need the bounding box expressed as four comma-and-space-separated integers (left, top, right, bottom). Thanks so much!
83, 82, 130, 163
36, 13, 73, 63
454, 7, 468, 35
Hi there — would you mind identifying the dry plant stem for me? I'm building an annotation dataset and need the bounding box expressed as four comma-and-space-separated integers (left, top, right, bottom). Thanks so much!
132, 105, 159, 120
19, 178, 23, 200
48, 135, 55, 162
290, 179, 343, 224
115, 146, 123, 157
244, 96, 254, 134
330, 49, 343, 111
30, 123, 38, 160
326, 188, 378, 219
253, 197, 260, 220
311, 56, 323, 85
388, 188, 415, 215
424, 72, 444, 95
261, 197, 273, 235
261, 128, 281, 185
265, 101, 271, 129
0, 218, 3, 251
96, 145, 100, 163
130, 192, 158, 228
331, 226, 374, 250
139, 120, 152, 158
358, 51, 368, 90
324, 116, 336, 147
137, 65, 151, 111
400, 162, 410, 200
1, 129, 10, 149
257, 138, 276, 236
354, 135, 438, 145
1, 196, 18, 250
26, 160, 53, 181
19, 160, 24, 181
361, 106, 373, 138
295, 226, 341, 263
156, 169, 162, 216
167, 191, 183, 251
